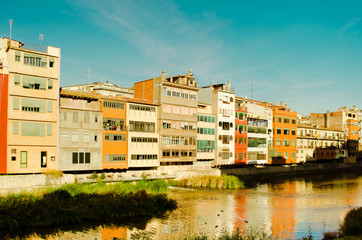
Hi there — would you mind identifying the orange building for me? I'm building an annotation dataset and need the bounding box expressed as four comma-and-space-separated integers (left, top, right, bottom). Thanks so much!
0, 73, 9, 173
270, 102, 297, 164
347, 119, 359, 140
101, 96, 128, 169
234, 98, 247, 165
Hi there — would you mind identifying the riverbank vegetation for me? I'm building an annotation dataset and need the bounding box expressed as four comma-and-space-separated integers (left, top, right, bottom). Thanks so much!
0, 180, 176, 231
172, 174, 244, 189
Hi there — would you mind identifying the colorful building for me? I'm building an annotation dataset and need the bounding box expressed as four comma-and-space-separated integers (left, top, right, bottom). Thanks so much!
0, 37, 60, 174
134, 70, 199, 166
198, 81, 235, 166
270, 102, 297, 164
197, 102, 216, 163
125, 97, 159, 169
234, 98, 248, 165
58, 89, 103, 171
101, 96, 128, 169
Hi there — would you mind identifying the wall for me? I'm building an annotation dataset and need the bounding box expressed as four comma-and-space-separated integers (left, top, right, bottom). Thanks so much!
0, 74, 8, 174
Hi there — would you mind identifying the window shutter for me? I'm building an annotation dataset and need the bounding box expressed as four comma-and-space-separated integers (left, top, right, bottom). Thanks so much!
13, 121, 19, 135
48, 79, 53, 89
13, 97, 19, 110
14, 75, 20, 85
47, 123, 52, 136
47, 101, 53, 113
40, 100, 46, 113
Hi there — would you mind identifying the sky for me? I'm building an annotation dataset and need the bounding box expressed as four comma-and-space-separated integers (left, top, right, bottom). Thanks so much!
1, 0, 361, 115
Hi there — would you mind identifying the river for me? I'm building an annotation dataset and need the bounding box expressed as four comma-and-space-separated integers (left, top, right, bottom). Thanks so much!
8, 171, 362, 240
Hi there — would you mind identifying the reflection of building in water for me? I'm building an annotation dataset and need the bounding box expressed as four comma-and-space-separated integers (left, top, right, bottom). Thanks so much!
233, 193, 247, 231
270, 181, 296, 239
101, 225, 128, 240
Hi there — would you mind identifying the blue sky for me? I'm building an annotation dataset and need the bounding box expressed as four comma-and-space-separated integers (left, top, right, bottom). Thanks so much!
1, 0, 361, 115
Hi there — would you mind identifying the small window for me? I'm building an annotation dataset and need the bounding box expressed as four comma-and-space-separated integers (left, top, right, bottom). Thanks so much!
11, 156, 16, 161
94, 135, 97, 142
49, 58, 54, 68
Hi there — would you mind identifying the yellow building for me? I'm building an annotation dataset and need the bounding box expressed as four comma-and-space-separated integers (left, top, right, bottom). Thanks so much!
0, 37, 60, 174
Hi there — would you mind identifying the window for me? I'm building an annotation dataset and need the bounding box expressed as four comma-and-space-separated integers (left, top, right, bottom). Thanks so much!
14, 75, 20, 85
73, 112, 78, 123
103, 101, 125, 109
15, 51, 21, 62
131, 155, 158, 160
292, 129, 296, 135
95, 116, 98, 123
49, 58, 54, 68
277, 128, 282, 134
291, 152, 296, 159
103, 118, 125, 130
72, 132, 79, 142
72, 152, 91, 164
20, 151, 27, 168
21, 122, 45, 136
105, 154, 126, 162
277, 117, 282, 123
284, 128, 290, 135
277, 139, 281, 146
284, 139, 290, 146
94, 135, 97, 142
47, 101, 53, 113
104, 134, 126, 141
84, 132, 90, 143
21, 98, 46, 112
13, 97, 19, 110
284, 152, 289, 159
292, 140, 296, 146
129, 121, 155, 132
292, 118, 296, 124
13, 121, 19, 135
48, 79, 53, 89
47, 123, 52, 136
284, 117, 290, 124
84, 112, 89, 124
22, 76, 46, 90
24, 53, 47, 67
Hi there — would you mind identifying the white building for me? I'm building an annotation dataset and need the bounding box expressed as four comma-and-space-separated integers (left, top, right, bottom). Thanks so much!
198, 81, 235, 166
243, 99, 272, 164
125, 97, 159, 168
197, 103, 216, 163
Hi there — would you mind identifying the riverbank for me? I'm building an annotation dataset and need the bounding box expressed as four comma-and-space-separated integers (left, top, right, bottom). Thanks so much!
0, 180, 177, 233
222, 162, 362, 187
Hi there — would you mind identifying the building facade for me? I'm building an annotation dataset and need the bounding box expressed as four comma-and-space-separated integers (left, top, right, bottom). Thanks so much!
297, 123, 345, 163
101, 96, 128, 169
58, 89, 103, 171
234, 98, 248, 165
270, 102, 298, 164
63, 82, 134, 98
199, 81, 235, 166
134, 70, 199, 166
0, 37, 60, 174
196, 103, 216, 163
125, 98, 159, 169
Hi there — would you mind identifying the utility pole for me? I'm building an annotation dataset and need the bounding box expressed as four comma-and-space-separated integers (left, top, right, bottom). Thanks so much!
250, 75, 253, 99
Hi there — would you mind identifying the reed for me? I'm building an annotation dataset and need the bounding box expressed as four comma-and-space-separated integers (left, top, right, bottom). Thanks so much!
0, 180, 176, 230
176, 174, 244, 189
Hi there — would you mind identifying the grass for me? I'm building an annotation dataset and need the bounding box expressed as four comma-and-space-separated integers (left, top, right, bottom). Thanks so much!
175, 174, 244, 189
181, 228, 271, 240
0, 180, 176, 231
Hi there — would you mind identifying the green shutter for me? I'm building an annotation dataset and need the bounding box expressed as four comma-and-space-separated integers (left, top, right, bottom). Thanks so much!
40, 100, 46, 113
13, 97, 19, 110
49, 57, 54, 62
47, 123, 52, 136
47, 101, 53, 113
48, 79, 53, 89
14, 75, 20, 85
13, 121, 19, 135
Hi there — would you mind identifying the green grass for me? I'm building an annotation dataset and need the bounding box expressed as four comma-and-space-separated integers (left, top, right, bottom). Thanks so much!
175, 174, 244, 189
0, 180, 176, 230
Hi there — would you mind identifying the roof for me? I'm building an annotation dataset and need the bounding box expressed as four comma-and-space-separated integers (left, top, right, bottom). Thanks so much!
59, 88, 99, 101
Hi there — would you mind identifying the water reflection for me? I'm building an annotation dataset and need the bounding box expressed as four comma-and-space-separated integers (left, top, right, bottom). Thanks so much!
7, 172, 362, 240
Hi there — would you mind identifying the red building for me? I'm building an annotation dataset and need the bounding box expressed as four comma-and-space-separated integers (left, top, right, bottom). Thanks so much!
234, 98, 247, 165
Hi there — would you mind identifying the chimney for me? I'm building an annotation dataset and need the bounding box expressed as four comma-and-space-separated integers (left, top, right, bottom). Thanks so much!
285, 104, 288, 110
189, 69, 193, 76
162, 70, 166, 78
326, 111, 330, 128
280, 101, 283, 107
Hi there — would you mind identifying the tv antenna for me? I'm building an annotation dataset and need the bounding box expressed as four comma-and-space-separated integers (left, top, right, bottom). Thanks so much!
9, 19, 14, 39
88, 68, 91, 84
39, 34, 44, 49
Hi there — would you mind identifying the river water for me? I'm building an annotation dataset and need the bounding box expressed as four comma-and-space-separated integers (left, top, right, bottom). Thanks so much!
11, 171, 362, 240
